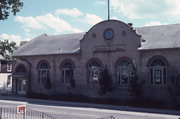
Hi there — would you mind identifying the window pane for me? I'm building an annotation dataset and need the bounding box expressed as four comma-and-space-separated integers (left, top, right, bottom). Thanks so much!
163, 68, 166, 84
154, 69, 162, 84
150, 69, 153, 84
40, 63, 49, 68
38, 71, 40, 82
151, 59, 166, 66
18, 80, 22, 91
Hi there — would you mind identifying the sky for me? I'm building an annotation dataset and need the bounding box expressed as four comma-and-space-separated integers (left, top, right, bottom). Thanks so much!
0, 0, 180, 45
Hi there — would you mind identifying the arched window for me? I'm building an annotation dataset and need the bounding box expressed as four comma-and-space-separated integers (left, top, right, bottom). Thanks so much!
150, 59, 167, 85
87, 61, 103, 83
117, 60, 135, 84
61, 61, 74, 84
37, 61, 49, 83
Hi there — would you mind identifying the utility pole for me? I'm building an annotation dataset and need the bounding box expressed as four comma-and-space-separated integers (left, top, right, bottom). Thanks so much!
108, 0, 110, 20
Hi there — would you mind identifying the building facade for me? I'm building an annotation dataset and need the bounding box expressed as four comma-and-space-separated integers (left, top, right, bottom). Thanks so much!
0, 55, 12, 93
13, 20, 180, 106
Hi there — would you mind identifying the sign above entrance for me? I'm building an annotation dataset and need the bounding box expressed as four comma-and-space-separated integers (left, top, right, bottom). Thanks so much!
93, 45, 126, 53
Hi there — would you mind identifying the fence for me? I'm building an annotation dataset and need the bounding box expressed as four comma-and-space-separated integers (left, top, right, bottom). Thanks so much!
0, 107, 56, 119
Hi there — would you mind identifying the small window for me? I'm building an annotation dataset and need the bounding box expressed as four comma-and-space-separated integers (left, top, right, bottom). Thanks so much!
122, 31, 126, 36
150, 59, 167, 85
103, 28, 114, 40
92, 33, 96, 38
7, 62, 12, 72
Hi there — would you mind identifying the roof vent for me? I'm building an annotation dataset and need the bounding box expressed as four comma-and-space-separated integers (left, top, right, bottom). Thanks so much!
141, 39, 146, 42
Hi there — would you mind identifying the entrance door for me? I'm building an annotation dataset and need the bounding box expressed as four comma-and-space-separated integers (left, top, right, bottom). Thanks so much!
17, 79, 26, 94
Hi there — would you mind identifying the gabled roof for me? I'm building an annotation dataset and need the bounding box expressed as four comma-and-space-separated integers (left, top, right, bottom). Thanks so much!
136, 24, 180, 50
13, 22, 180, 57
13, 33, 85, 57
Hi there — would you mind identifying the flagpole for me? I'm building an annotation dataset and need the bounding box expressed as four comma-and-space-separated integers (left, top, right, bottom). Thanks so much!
108, 0, 110, 20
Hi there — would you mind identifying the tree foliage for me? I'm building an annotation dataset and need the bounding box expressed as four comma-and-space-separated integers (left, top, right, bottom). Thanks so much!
130, 75, 144, 97
0, 0, 23, 20
20, 41, 28, 46
99, 68, 113, 94
168, 75, 180, 100
0, 39, 17, 60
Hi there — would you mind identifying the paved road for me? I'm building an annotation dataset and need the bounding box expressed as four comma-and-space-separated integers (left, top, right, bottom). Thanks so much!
0, 96, 179, 119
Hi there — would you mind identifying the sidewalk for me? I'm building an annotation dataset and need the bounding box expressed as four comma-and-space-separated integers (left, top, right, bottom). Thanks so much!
0, 95, 180, 116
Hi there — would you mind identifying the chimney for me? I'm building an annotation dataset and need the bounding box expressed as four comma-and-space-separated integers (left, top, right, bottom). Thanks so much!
127, 23, 133, 27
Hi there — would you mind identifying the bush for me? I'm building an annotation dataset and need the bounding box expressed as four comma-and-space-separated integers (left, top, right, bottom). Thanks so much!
43, 78, 52, 89
98, 68, 113, 95
70, 79, 75, 88
130, 75, 144, 97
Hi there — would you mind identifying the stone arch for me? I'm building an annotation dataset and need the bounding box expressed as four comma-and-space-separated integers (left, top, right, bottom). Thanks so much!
37, 60, 50, 69
60, 59, 75, 69
147, 55, 169, 67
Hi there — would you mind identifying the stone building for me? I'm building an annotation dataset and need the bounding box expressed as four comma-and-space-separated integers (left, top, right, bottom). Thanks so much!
12, 20, 180, 105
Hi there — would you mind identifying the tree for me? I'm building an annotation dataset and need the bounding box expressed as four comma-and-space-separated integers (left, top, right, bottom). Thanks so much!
0, 0, 23, 20
0, 39, 17, 60
130, 75, 144, 97
99, 68, 113, 94
20, 41, 28, 46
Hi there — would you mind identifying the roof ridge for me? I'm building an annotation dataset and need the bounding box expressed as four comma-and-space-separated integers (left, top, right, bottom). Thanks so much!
136, 23, 180, 29
48, 32, 85, 37
13, 34, 47, 56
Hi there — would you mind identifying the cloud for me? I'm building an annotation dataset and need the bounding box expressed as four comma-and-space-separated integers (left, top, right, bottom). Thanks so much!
15, 8, 103, 35
15, 13, 83, 33
15, 16, 45, 30
0, 33, 30, 45
165, 0, 180, 18
36, 13, 82, 33
96, 0, 106, 5
80, 13, 103, 25
55, 8, 83, 17
144, 21, 167, 26
110, 0, 180, 19
111, 16, 119, 20
55, 8, 103, 25
111, 0, 142, 19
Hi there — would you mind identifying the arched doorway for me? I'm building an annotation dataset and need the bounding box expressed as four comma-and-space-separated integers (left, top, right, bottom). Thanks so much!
13, 65, 27, 94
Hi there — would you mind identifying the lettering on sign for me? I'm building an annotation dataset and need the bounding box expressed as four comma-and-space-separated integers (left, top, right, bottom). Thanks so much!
93, 45, 126, 53
17, 105, 26, 114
